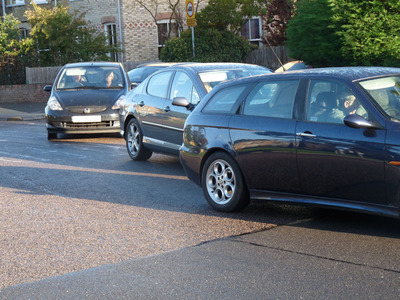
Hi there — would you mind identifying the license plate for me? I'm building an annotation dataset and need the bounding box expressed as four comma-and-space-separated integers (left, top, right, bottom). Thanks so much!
71, 115, 101, 123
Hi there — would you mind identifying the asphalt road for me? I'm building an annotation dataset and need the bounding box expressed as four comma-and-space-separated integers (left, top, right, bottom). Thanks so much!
0, 120, 399, 299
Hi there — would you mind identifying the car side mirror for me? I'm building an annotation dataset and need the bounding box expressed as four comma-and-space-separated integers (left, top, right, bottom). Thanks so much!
344, 114, 374, 129
172, 97, 194, 110
43, 85, 52, 92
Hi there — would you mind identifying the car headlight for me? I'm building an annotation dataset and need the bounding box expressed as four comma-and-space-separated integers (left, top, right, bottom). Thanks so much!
112, 95, 126, 110
47, 96, 63, 111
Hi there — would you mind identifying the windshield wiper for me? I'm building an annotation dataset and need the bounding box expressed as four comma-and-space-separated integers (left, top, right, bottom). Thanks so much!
75, 85, 102, 89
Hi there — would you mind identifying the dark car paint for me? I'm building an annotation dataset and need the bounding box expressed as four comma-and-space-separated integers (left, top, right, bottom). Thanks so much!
45, 62, 131, 136
120, 63, 272, 156
180, 67, 400, 218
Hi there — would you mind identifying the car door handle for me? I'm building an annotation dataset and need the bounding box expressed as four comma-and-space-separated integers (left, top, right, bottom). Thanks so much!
139, 101, 145, 107
296, 132, 317, 138
164, 106, 171, 112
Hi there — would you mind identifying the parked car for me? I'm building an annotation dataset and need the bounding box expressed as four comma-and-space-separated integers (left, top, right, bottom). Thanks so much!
179, 66, 400, 218
44, 61, 131, 140
120, 62, 272, 160
128, 62, 182, 88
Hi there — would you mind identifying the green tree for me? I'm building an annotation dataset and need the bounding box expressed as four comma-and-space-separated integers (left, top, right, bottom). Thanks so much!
332, 0, 400, 67
0, 14, 22, 64
196, 0, 266, 34
286, 0, 400, 67
0, 14, 29, 84
262, 0, 293, 46
25, 4, 119, 66
285, 0, 342, 67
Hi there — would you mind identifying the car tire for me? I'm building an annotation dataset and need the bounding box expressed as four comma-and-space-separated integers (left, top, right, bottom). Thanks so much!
47, 132, 57, 140
201, 152, 249, 212
125, 118, 152, 161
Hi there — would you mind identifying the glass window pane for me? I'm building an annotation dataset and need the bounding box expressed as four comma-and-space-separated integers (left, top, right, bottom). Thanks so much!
241, 21, 250, 39
147, 71, 173, 98
250, 18, 260, 40
157, 23, 168, 45
203, 85, 248, 114
244, 80, 299, 119
170, 71, 196, 103
308, 80, 368, 123
359, 76, 400, 120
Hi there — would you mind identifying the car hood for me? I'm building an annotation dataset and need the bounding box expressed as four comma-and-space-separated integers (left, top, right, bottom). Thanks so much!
54, 89, 124, 107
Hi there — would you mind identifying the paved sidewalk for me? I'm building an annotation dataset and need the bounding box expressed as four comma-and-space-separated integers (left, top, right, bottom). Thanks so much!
0, 102, 46, 121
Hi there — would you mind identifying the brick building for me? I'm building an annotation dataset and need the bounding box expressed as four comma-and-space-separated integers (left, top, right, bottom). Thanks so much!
1, 0, 263, 63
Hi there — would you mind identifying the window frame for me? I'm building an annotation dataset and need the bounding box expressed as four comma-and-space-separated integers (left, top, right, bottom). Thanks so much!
5, 0, 25, 6
157, 19, 180, 48
242, 79, 300, 119
146, 71, 174, 99
104, 23, 118, 61
241, 16, 262, 46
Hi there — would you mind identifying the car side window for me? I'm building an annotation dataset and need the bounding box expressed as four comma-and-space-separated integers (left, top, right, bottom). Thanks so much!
202, 85, 249, 114
243, 80, 299, 119
169, 71, 200, 104
147, 71, 173, 98
307, 80, 368, 123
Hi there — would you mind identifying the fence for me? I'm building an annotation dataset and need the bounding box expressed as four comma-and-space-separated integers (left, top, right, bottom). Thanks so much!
246, 46, 291, 70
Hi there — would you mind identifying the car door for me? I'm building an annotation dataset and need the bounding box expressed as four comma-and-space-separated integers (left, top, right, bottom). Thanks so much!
230, 79, 301, 193
162, 71, 201, 151
296, 79, 387, 205
136, 70, 173, 145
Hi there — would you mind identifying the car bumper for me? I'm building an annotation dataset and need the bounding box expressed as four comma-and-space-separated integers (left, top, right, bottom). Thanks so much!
46, 109, 120, 134
179, 145, 203, 187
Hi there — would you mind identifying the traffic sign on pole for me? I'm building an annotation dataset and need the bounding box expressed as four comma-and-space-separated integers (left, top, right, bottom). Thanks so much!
186, 0, 196, 27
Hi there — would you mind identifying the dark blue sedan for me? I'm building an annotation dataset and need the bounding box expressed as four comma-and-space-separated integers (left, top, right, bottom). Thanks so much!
179, 67, 400, 218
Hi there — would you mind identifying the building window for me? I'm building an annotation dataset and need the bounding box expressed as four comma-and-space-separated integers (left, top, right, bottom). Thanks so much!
104, 23, 118, 62
20, 28, 29, 39
241, 17, 262, 46
5, 0, 25, 6
157, 20, 179, 56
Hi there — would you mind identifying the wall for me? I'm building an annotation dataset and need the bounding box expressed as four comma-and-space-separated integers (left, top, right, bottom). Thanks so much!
0, 84, 49, 104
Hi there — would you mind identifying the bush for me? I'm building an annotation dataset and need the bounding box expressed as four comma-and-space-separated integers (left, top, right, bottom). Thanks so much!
332, 0, 400, 67
160, 28, 255, 63
286, 0, 400, 67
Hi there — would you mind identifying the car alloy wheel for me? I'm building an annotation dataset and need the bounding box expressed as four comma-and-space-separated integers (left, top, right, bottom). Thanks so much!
202, 152, 249, 212
125, 118, 152, 161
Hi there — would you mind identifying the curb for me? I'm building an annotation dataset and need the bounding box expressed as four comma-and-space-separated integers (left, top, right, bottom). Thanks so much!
0, 114, 45, 121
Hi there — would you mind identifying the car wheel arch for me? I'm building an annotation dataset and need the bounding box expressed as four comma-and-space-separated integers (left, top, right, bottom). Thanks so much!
123, 114, 140, 138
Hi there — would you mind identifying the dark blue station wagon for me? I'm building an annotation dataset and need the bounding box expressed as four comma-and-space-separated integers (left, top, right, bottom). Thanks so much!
180, 67, 400, 218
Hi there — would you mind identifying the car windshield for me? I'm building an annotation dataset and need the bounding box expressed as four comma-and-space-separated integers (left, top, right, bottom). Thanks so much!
198, 68, 270, 92
56, 66, 124, 90
359, 76, 400, 120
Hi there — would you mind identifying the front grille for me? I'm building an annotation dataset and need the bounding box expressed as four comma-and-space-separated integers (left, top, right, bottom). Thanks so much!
63, 121, 116, 128
66, 106, 108, 114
